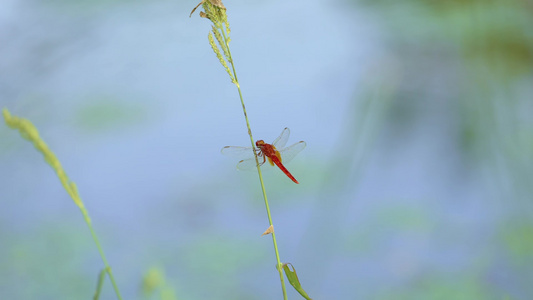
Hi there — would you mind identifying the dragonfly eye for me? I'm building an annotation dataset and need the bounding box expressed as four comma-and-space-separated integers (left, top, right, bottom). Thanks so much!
256, 140, 264, 147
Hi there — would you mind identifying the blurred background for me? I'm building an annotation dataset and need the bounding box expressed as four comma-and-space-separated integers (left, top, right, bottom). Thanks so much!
1, 0, 532, 299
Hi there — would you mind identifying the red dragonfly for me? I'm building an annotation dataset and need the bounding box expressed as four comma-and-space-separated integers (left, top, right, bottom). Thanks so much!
222, 128, 306, 184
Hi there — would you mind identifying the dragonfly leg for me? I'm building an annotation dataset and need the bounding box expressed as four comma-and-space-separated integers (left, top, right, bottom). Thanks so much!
257, 152, 266, 166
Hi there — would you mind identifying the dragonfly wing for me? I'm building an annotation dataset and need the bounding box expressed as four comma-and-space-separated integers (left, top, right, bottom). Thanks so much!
279, 141, 306, 165
236, 157, 264, 171
223, 146, 270, 171
221, 146, 254, 159
272, 127, 290, 149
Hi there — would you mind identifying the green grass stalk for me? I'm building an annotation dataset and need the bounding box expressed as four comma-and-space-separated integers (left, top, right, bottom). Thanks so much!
194, 2, 288, 298
2, 108, 123, 300
221, 28, 288, 299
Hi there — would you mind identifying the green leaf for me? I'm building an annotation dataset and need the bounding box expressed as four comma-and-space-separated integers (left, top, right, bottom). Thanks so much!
282, 263, 313, 300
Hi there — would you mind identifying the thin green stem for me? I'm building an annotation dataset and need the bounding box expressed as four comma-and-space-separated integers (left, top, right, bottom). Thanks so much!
87, 222, 123, 299
93, 268, 107, 300
2, 109, 123, 300
62, 173, 123, 300
221, 27, 288, 300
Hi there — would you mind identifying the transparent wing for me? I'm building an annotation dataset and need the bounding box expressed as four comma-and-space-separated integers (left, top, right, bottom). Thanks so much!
222, 146, 266, 171
236, 157, 265, 171
221, 146, 254, 159
279, 141, 306, 165
272, 127, 290, 149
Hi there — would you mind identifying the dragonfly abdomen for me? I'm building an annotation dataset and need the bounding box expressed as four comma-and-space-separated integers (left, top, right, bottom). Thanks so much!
271, 156, 299, 184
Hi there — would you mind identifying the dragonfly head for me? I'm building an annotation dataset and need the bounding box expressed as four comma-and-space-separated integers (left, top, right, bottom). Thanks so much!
256, 140, 265, 147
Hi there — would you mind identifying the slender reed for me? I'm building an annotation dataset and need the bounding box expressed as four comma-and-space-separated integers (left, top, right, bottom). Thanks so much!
2, 108, 123, 300
191, 1, 288, 298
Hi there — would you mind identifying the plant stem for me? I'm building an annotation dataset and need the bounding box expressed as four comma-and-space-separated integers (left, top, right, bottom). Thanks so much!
2, 109, 123, 300
59, 165, 123, 300
72, 193, 122, 299
93, 268, 107, 300
87, 221, 123, 300
221, 28, 288, 300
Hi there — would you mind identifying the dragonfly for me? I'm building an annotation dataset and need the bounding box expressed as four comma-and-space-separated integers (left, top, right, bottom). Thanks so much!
221, 128, 306, 184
